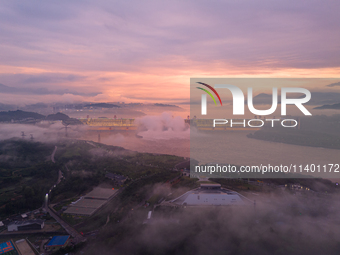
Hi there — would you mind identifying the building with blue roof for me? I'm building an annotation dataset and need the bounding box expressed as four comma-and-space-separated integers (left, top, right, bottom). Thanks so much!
46, 235, 70, 251
0, 241, 18, 255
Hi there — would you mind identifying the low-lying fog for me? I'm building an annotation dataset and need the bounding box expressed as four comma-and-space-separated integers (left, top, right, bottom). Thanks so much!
82, 186, 340, 255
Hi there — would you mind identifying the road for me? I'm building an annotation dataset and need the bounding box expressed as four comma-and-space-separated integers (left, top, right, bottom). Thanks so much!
44, 143, 184, 241
47, 144, 86, 243
44, 202, 85, 243
51, 145, 57, 163
57, 170, 63, 185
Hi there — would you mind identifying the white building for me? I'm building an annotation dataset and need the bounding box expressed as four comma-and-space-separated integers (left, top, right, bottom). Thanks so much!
7, 220, 44, 232
170, 183, 252, 206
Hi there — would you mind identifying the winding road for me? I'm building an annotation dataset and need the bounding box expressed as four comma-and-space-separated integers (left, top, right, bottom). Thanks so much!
51, 145, 57, 163
47, 145, 86, 243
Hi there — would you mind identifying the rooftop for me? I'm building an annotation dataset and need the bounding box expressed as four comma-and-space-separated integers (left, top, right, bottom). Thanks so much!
46, 235, 70, 247
0, 241, 15, 254
8, 219, 44, 227
170, 183, 252, 206
71, 198, 106, 208
84, 187, 117, 200
64, 206, 98, 216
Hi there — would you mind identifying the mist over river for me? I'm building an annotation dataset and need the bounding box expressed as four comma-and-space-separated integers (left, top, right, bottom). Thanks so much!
1, 111, 338, 179
82, 130, 339, 178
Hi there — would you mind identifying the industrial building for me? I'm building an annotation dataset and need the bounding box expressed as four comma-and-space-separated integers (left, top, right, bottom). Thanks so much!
84, 187, 117, 200
64, 198, 107, 215
45, 235, 70, 252
7, 220, 44, 232
64, 187, 117, 216
170, 183, 252, 206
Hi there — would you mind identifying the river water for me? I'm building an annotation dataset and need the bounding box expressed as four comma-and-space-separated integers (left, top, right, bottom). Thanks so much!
82, 129, 339, 179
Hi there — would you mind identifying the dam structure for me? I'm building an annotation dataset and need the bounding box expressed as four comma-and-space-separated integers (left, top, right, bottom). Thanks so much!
78, 118, 138, 131
78, 118, 262, 131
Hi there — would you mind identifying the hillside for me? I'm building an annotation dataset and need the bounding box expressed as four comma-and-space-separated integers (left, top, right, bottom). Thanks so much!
314, 103, 340, 110
0, 110, 45, 122
46, 112, 70, 120
0, 110, 83, 125
0, 138, 185, 217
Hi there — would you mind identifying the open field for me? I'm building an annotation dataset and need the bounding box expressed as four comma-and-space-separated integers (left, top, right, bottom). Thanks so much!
14, 239, 35, 255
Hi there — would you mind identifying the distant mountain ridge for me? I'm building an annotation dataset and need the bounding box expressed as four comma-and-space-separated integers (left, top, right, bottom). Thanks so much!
46, 112, 70, 120
154, 103, 181, 108
0, 110, 82, 124
314, 103, 340, 110
0, 83, 101, 97
84, 103, 120, 108
0, 110, 45, 122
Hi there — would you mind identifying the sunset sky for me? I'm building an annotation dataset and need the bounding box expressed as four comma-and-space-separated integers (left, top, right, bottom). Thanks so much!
1, 0, 340, 105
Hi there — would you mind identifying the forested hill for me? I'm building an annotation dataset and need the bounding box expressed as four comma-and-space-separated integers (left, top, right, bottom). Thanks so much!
0, 110, 45, 121
0, 110, 82, 124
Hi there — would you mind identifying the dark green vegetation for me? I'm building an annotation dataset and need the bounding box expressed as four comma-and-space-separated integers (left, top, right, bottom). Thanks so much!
0, 110, 45, 122
0, 137, 186, 220
248, 115, 340, 149
46, 112, 83, 125
50, 142, 188, 230
0, 139, 59, 216
211, 178, 338, 193
50, 140, 184, 202
46, 112, 70, 121
74, 170, 182, 233
2, 138, 340, 255
0, 110, 82, 125
46, 140, 188, 231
